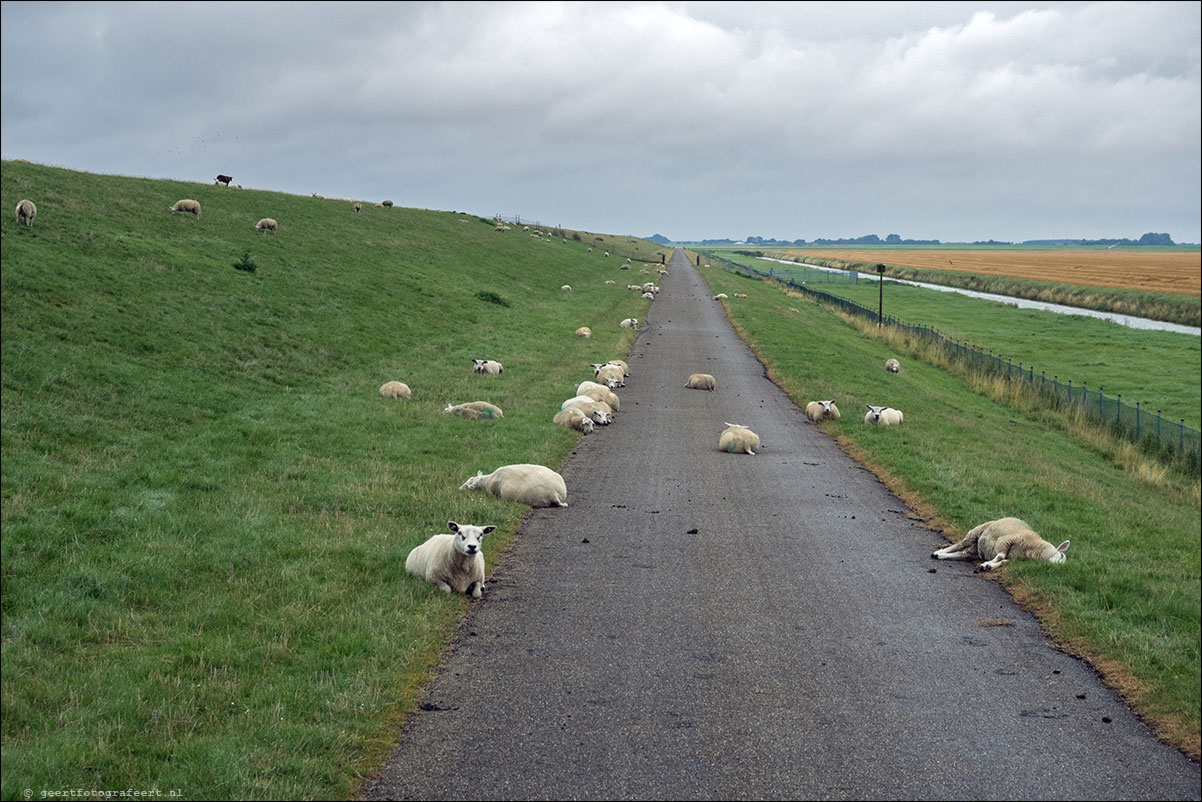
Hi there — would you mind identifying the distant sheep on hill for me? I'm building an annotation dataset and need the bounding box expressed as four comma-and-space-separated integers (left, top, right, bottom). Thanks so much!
885, 358, 900, 373
15, 199, 36, 227
381, 200, 394, 207
378, 381, 411, 400
354, 202, 362, 213
255, 218, 278, 233
472, 359, 504, 375
170, 199, 201, 219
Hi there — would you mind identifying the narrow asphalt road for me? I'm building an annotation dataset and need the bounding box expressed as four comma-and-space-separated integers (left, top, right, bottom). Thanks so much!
361, 249, 1200, 801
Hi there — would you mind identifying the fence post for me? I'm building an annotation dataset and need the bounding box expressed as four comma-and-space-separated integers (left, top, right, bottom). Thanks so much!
1117, 395, 1121, 424
1136, 401, 1140, 440
1099, 387, 1104, 417
1181, 420, 1185, 450
1157, 409, 1162, 440
1082, 381, 1087, 406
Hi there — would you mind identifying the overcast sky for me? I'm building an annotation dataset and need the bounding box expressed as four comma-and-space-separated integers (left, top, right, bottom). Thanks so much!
2, 1, 1199, 243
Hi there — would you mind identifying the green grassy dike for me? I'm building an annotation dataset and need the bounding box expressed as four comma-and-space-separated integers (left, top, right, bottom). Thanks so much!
2, 161, 662, 799
698, 264, 1201, 760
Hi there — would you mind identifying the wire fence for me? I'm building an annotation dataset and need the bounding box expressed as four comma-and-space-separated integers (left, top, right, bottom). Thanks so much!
708, 254, 1201, 472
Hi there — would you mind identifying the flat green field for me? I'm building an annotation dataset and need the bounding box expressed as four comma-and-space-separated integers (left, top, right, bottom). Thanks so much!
715, 253, 1201, 431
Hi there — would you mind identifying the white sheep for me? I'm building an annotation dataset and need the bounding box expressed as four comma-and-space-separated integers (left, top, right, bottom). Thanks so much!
719, 422, 759, 455
576, 327, 592, 338
354, 202, 362, 213
561, 395, 613, 425
864, 405, 903, 426
472, 359, 504, 375
885, 358, 900, 373
170, 199, 201, 219
255, 218, 278, 233
592, 364, 625, 387
312, 193, 324, 199
627, 284, 642, 291
378, 381, 412, 400
641, 292, 655, 300
604, 280, 616, 285
405, 521, 496, 598
460, 464, 568, 508
575, 381, 620, 411
562, 285, 572, 292
932, 517, 1069, 571
619, 318, 638, 329
685, 373, 716, 391
553, 407, 595, 434
605, 359, 630, 377
733, 293, 748, 299
712, 293, 728, 300
804, 400, 840, 422
444, 401, 504, 420
15, 199, 36, 227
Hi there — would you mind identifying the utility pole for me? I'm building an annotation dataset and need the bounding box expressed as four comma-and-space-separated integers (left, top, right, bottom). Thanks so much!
877, 263, 887, 327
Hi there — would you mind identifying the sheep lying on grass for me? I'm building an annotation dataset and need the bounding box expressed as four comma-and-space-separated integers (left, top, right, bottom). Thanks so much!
932, 517, 1069, 571
255, 218, 278, 233
685, 373, 715, 391
562, 285, 572, 292
576, 327, 592, 338
473, 359, 504, 375
719, 423, 759, 455
444, 401, 504, 420
460, 464, 568, 508
885, 358, 900, 373
733, 293, 748, 299
15, 199, 36, 227
554, 407, 595, 434
864, 405, 903, 426
805, 400, 840, 421
619, 318, 638, 329
712, 293, 728, 300
378, 381, 411, 400
170, 199, 201, 219
406, 521, 496, 598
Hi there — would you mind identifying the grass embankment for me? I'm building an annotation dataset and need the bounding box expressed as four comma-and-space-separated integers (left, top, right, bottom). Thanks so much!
698, 265, 1201, 759
1, 161, 662, 799
714, 253, 1201, 432
755, 249, 1202, 327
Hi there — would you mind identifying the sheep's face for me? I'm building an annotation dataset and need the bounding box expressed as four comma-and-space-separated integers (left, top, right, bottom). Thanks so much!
1049, 541, 1070, 563
580, 418, 595, 434
820, 401, 837, 417
459, 471, 485, 491
472, 360, 486, 373
448, 522, 495, 557
866, 405, 885, 423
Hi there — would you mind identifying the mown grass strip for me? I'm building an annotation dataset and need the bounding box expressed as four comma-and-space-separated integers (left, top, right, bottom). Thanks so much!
2, 161, 664, 799
698, 264, 1201, 759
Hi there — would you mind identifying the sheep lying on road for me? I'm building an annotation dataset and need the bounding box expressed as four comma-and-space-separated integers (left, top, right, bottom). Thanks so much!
406, 521, 496, 598
576, 380, 620, 411
378, 381, 411, 400
460, 464, 568, 508
473, 359, 504, 375
719, 423, 759, 455
864, 405, 903, 426
592, 363, 625, 387
561, 395, 613, 425
685, 373, 715, 391
805, 400, 840, 421
932, 517, 1069, 571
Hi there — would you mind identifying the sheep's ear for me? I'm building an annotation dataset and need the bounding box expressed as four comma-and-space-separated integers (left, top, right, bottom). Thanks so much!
448, 521, 460, 533
1056, 540, 1070, 553
482, 526, 496, 536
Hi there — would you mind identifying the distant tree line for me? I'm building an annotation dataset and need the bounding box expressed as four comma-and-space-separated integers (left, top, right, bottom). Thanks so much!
660, 232, 1182, 247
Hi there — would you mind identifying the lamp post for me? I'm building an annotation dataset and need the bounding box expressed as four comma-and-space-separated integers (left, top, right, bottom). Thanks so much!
876, 263, 887, 327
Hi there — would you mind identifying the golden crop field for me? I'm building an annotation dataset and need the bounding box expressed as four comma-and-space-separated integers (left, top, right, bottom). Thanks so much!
764, 248, 1201, 297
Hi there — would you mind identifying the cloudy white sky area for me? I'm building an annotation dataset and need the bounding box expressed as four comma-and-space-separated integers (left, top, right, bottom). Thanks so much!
2, 1, 1199, 243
